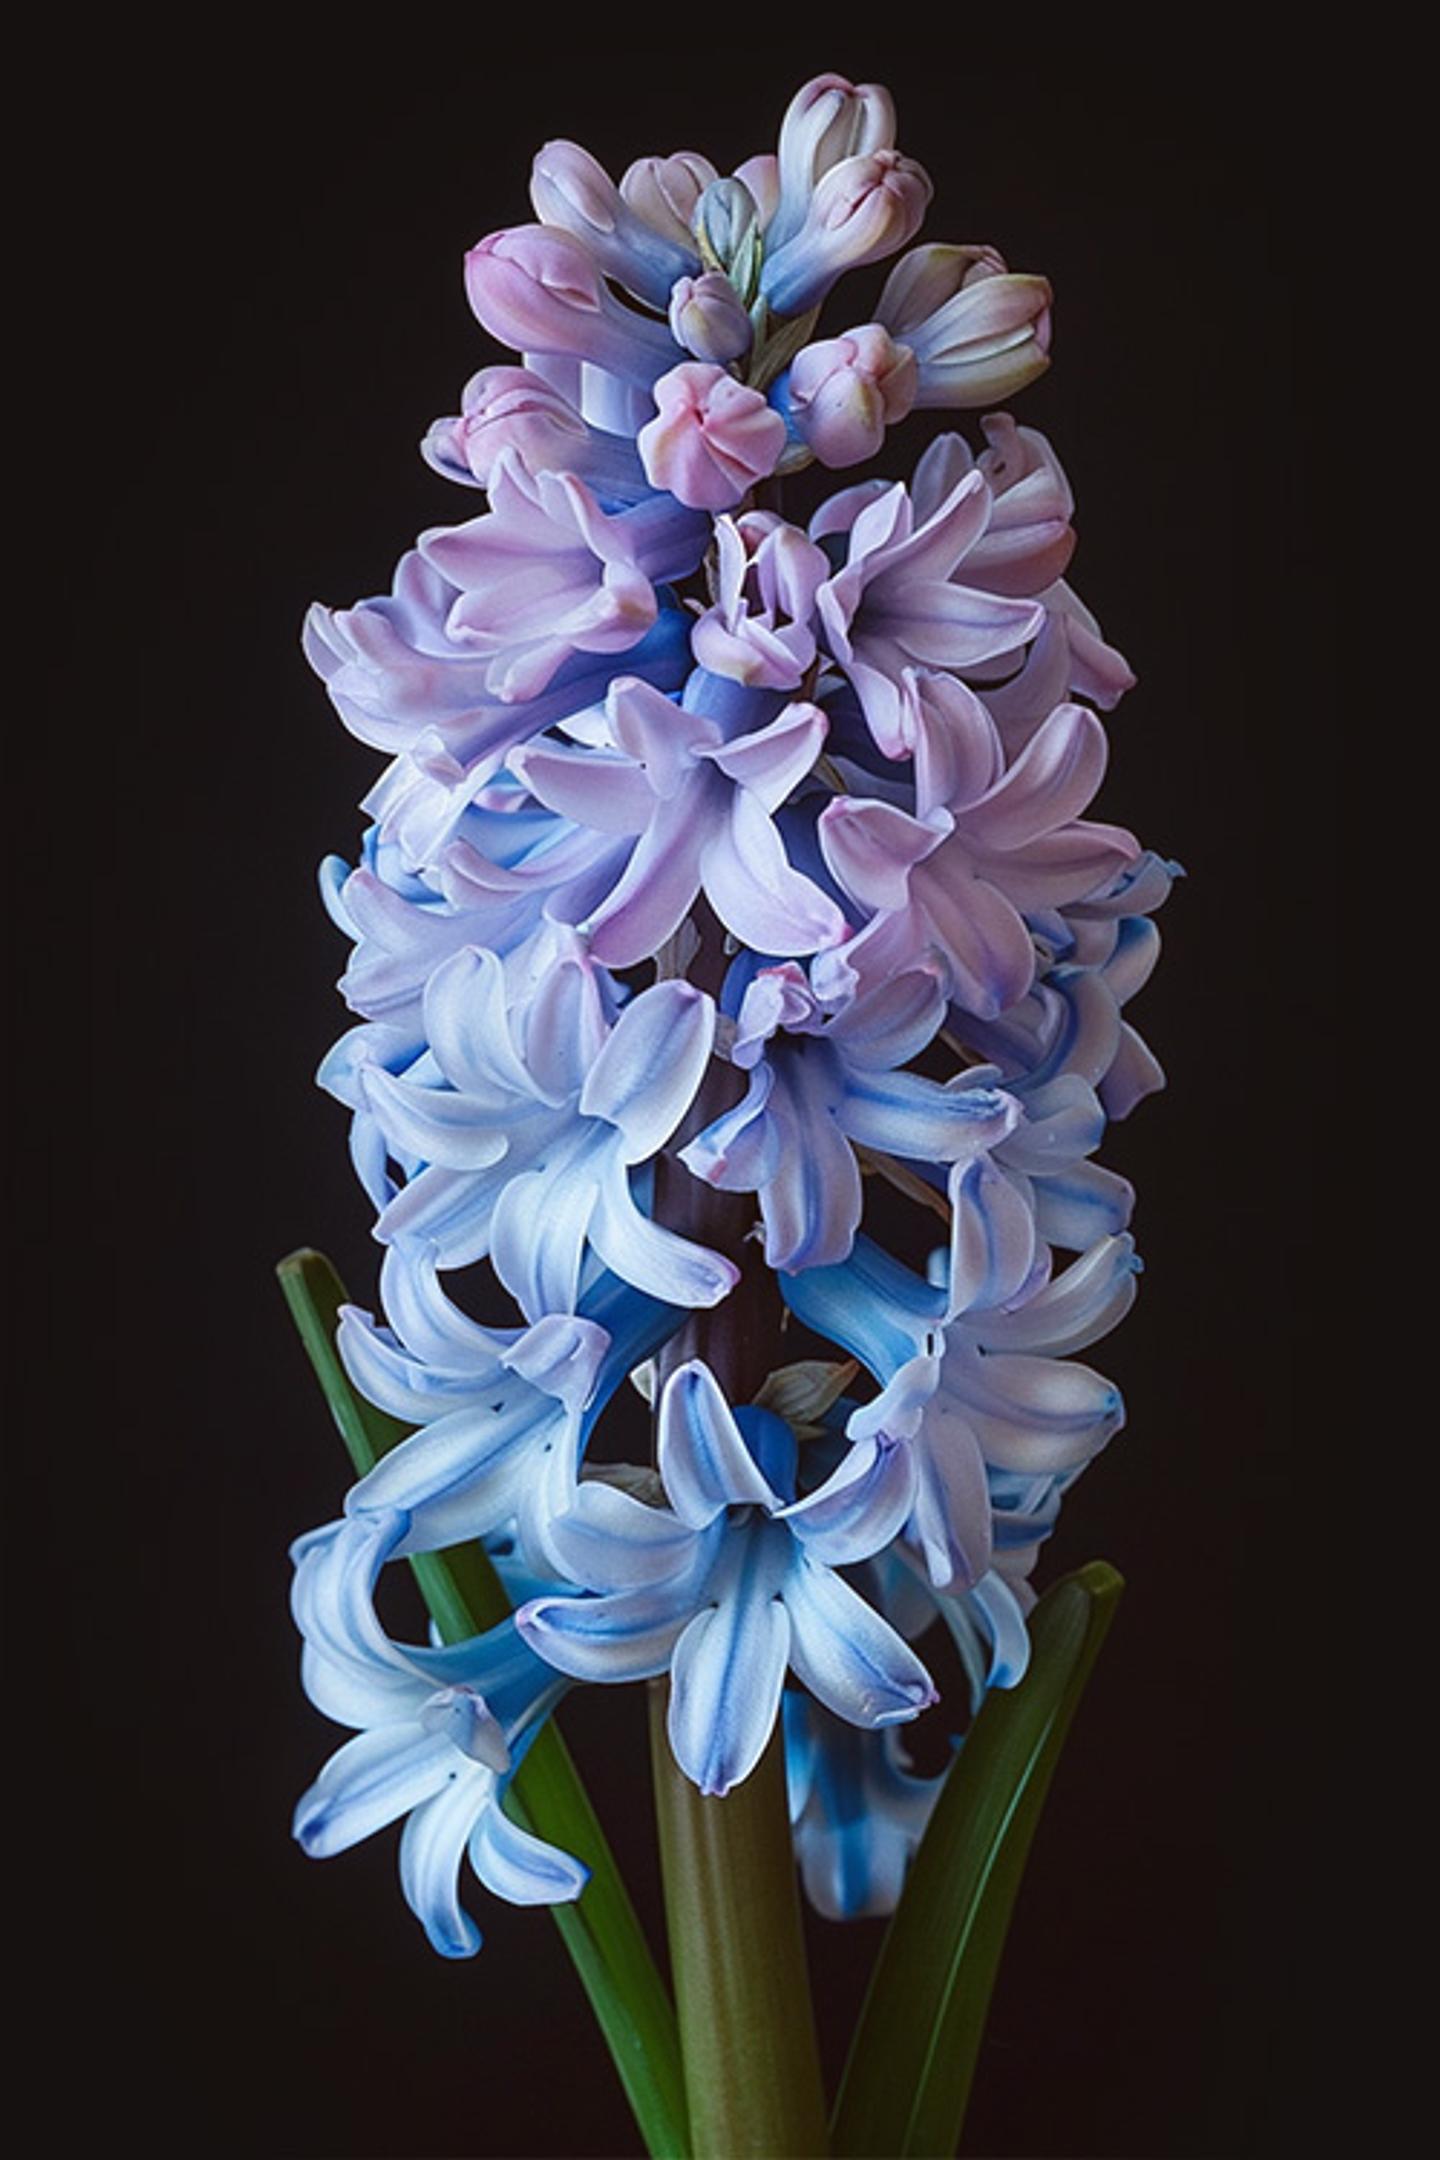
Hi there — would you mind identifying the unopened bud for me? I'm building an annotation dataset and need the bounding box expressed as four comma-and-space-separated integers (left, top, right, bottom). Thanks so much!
878, 245, 1052, 406
465, 225, 680, 383
761, 150, 932, 317
638, 363, 787, 510
693, 177, 763, 303
669, 271, 754, 364
621, 151, 718, 249
532, 139, 699, 307
770, 73, 897, 250
786, 323, 917, 467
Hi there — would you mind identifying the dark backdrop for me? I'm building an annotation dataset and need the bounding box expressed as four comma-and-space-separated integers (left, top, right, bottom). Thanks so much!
21, 36, 1333, 2160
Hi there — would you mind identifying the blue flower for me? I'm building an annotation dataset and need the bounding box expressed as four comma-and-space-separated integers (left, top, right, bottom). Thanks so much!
337, 1240, 681, 1565
291, 1510, 585, 1958
516, 1360, 936, 1797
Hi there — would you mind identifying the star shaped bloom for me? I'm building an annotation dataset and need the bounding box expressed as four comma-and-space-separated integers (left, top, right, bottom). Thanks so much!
517, 1360, 936, 1797
812, 466, 1044, 756
420, 453, 707, 706
292, 1509, 585, 1959
817, 681, 1140, 1020
336, 1240, 679, 1563
510, 673, 846, 967
784, 1219, 1139, 1593
359, 943, 737, 1314
680, 958, 1019, 1272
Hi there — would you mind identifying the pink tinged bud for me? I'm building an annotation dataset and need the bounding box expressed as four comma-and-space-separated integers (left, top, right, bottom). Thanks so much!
787, 324, 918, 468
431, 365, 589, 486
638, 364, 787, 511
532, 139, 700, 307
879, 245, 1053, 407
770, 74, 898, 251
878, 244, 1008, 331
422, 364, 650, 503
733, 154, 780, 228
761, 151, 934, 317
465, 225, 681, 383
621, 151, 719, 250
669, 271, 753, 363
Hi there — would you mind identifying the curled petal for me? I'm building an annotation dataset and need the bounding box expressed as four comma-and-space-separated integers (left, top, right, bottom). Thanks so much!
782, 1558, 937, 1727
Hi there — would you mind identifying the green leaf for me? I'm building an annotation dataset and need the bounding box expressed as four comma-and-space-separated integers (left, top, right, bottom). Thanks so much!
277, 1248, 691, 2160
830, 1562, 1124, 2159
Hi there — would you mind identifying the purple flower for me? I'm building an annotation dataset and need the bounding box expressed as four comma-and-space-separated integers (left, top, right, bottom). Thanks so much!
818, 688, 1140, 1019
812, 468, 1044, 756
419, 454, 706, 705
510, 672, 845, 966
680, 959, 1019, 1271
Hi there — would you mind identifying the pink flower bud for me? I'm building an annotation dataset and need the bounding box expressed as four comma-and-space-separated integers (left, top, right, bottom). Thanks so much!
669, 272, 754, 364
732, 154, 780, 229
465, 225, 680, 383
532, 140, 699, 307
432, 366, 590, 485
761, 151, 933, 316
638, 364, 787, 511
770, 74, 897, 250
787, 324, 917, 467
621, 152, 718, 249
878, 245, 1053, 406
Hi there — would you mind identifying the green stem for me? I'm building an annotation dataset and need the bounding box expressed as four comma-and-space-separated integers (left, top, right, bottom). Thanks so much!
650, 1686, 829, 2159
645, 941, 830, 2157
278, 1248, 690, 2159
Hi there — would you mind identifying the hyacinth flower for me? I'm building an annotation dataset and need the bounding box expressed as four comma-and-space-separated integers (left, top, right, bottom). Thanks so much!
292, 1509, 587, 1957
516, 1359, 935, 1796
282, 65, 1171, 2160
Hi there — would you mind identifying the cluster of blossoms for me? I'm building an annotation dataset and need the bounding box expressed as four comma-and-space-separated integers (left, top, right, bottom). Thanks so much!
292, 73, 1173, 1954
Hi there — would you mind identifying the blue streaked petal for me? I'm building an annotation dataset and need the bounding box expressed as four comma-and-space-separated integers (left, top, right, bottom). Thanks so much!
1031, 1161, 1135, 1248
379, 1241, 521, 1371
337, 1304, 497, 1423
578, 980, 715, 1160
293, 1724, 454, 1859
667, 1574, 792, 1797
906, 1398, 992, 1591
469, 1802, 590, 1907
780, 1434, 916, 1567
659, 1360, 783, 1527
359, 1064, 513, 1171
588, 1151, 739, 1308
781, 1239, 940, 1383
503, 1311, 610, 1410
291, 1512, 420, 1724
543, 1482, 702, 1592
423, 946, 536, 1104
489, 1156, 601, 1320
839, 1071, 1018, 1164
979, 1235, 1139, 1358
947, 1157, 1037, 1317
516, 1580, 698, 1682
398, 1762, 491, 1957
959, 1570, 1032, 1689
782, 1556, 937, 1727
951, 1347, 1124, 1473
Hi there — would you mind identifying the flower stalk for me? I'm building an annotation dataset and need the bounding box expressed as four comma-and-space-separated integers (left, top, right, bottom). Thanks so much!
645, 942, 829, 2155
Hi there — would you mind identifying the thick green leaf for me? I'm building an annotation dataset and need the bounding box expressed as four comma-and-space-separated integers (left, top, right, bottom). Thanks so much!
831, 1562, 1123, 2159
277, 1248, 691, 2159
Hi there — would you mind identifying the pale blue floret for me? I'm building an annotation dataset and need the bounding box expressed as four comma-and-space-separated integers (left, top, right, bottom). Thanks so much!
337, 1241, 684, 1565
516, 1362, 936, 1797
291, 1510, 585, 1957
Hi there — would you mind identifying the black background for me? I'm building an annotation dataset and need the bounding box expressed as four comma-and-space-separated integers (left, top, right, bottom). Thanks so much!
21, 35, 1336, 2160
